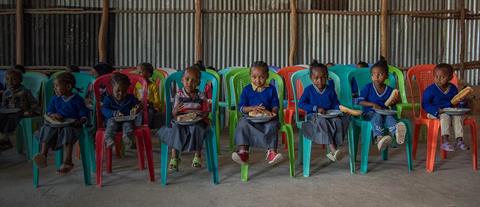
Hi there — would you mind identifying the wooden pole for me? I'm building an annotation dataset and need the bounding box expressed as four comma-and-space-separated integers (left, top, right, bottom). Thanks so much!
194, 0, 203, 62
289, 0, 298, 65
98, 0, 109, 63
380, 0, 389, 59
15, 0, 24, 65
459, 0, 466, 81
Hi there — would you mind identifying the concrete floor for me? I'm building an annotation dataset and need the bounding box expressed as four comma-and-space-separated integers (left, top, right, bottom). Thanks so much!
1, 127, 479, 207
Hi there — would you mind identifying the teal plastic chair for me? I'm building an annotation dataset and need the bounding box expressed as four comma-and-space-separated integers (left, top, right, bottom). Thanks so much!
16, 72, 48, 158
344, 68, 413, 174
290, 70, 353, 176
230, 70, 295, 181
32, 72, 95, 187
159, 71, 219, 186
206, 69, 221, 152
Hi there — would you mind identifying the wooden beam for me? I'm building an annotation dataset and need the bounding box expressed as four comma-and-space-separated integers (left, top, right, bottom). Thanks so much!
98, 0, 109, 63
380, 0, 389, 59
194, 0, 203, 62
15, 0, 23, 65
459, 0, 466, 81
289, 0, 298, 66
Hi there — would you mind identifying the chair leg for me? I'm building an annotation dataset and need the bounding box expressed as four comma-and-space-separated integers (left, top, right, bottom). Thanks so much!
135, 135, 145, 171
240, 164, 249, 182
400, 119, 414, 172
228, 110, 236, 152
413, 124, 421, 160
426, 122, 440, 173
32, 137, 40, 188
143, 130, 155, 182
469, 122, 478, 171
360, 123, 372, 174
205, 134, 213, 173
78, 137, 92, 185
302, 137, 312, 177
95, 134, 104, 187
297, 130, 303, 165
160, 143, 168, 186
348, 124, 356, 174
211, 135, 220, 184
55, 149, 63, 170
381, 147, 389, 161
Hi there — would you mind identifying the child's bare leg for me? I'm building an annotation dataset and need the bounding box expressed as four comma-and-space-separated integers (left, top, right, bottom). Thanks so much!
63, 144, 74, 166
329, 144, 337, 152
171, 148, 178, 159
238, 145, 248, 152
33, 143, 48, 168
195, 151, 201, 158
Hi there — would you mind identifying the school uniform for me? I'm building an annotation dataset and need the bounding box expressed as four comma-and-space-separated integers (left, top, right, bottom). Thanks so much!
157, 88, 209, 152
101, 94, 141, 141
358, 83, 398, 137
299, 84, 349, 145
234, 84, 280, 149
38, 94, 89, 150
422, 83, 465, 138
0, 85, 39, 134
135, 81, 163, 129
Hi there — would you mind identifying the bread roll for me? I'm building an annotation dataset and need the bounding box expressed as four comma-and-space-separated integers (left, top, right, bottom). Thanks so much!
339, 105, 362, 116
248, 109, 273, 117
385, 89, 399, 107
177, 112, 197, 122
451, 86, 473, 105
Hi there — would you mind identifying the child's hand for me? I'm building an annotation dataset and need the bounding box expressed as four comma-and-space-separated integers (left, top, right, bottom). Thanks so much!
372, 103, 383, 110
50, 113, 64, 122
317, 107, 326, 114
252, 105, 266, 113
173, 102, 185, 115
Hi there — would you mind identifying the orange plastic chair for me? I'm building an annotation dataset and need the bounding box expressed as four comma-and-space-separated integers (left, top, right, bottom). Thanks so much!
277, 66, 307, 148
407, 64, 477, 172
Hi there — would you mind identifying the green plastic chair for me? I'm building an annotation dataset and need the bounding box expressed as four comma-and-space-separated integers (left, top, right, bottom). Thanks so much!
32, 72, 95, 187
16, 72, 48, 158
159, 71, 219, 186
388, 66, 420, 118
230, 70, 295, 181
343, 68, 413, 174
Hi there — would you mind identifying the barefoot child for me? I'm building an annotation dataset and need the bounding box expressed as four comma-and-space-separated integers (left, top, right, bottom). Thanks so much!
157, 65, 210, 171
33, 72, 89, 174
232, 61, 283, 165
299, 60, 349, 162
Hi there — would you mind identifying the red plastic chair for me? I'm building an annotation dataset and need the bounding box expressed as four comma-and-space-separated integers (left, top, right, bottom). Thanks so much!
407, 65, 477, 172
277, 66, 307, 148
93, 73, 155, 187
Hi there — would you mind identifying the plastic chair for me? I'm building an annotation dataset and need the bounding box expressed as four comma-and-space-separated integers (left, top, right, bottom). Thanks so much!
230, 70, 295, 181
32, 73, 95, 187
159, 71, 219, 186
93, 73, 155, 187
269, 65, 281, 72
16, 72, 48, 158
388, 66, 420, 118
346, 68, 413, 174
206, 69, 221, 152
158, 67, 177, 76
291, 70, 350, 176
406, 65, 477, 172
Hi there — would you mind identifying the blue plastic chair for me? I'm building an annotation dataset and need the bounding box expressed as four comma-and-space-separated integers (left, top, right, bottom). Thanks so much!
32, 72, 95, 187
16, 72, 48, 158
159, 71, 219, 186
344, 68, 413, 174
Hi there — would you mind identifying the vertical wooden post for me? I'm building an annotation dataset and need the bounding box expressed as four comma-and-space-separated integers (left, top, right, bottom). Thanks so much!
380, 0, 389, 59
459, 0, 466, 81
98, 0, 109, 63
289, 0, 298, 66
16, 0, 24, 65
194, 0, 203, 62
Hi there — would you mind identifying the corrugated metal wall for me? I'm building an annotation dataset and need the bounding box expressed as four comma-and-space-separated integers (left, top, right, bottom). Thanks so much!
0, 0, 478, 84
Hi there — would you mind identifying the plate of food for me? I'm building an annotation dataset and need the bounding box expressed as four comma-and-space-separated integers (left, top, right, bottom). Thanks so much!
114, 114, 137, 122
246, 110, 275, 123
174, 112, 203, 125
443, 108, 470, 115
373, 108, 397, 116
44, 114, 76, 127
317, 109, 343, 119
0, 108, 22, 114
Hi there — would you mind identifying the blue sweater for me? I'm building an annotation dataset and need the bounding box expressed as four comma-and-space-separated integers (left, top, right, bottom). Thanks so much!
239, 84, 279, 113
47, 93, 89, 120
299, 84, 340, 114
101, 94, 140, 119
358, 83, 394, 113
422, 83, 463, 117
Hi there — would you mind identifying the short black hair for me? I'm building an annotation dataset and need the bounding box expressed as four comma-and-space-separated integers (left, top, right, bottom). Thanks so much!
309, 59, 328, 76
371, 56, 389, 74
55, 72, 76, 88
138, 62, 154, 76
94, 63, 114, 77
12, 64, 25, 73
434, 63, 454, 77
111, 73, 131, 88
250, 61, 269, 75
67, 65, 80, 73
357, 61, 369, 68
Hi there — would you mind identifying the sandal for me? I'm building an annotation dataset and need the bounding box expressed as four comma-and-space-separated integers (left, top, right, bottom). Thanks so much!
440, 142, 455, 152
33, 153, 47, 168
56, 163, 74, 175
192, 156, 202, 168
456, 140, 470, 151
168, 158, 180, 172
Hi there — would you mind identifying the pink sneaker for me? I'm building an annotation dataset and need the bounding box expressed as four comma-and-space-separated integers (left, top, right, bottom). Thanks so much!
266, 150, 283, 165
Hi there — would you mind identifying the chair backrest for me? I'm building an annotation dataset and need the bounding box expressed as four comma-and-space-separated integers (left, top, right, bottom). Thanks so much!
328, 65, 357, 107
163, 71, 218, 127
277, 66, 307, 108
0, 69, 6, 85
23, 72, 49, 101
219, 67, 249, 108
269, 65, 281, 72
120, 67, 166, 103
158, 67, 177, 76
406, 64, 459, 118
231, 70, 286, 125
93, 73, 149, 128
43, 72, 95, 117
388, 65, 408, 104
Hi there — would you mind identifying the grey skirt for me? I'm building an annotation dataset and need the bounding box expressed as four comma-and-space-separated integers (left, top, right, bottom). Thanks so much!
38, 123, 82, 151
234, 117, 279, 149
301, 114, 349, 145
157, 121, 209, 152
0, 112, 23, 133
